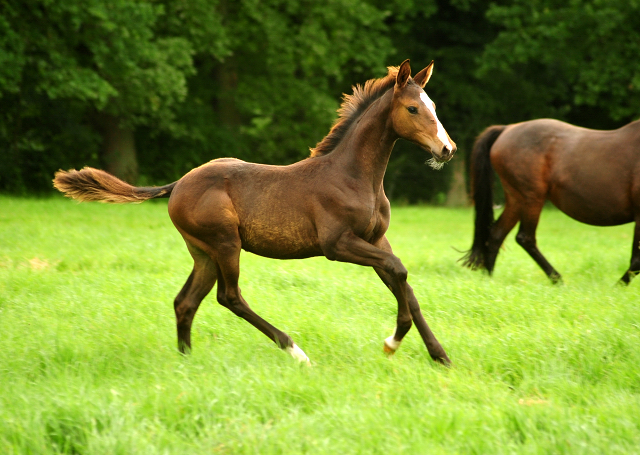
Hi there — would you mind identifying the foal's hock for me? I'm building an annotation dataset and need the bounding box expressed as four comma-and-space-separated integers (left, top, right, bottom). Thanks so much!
54, 60, 457, 364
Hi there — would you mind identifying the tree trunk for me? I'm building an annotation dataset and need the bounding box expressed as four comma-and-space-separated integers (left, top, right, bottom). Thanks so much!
445, 157, 469, 206
101, 114, 138, 183
215, 57, 240, 128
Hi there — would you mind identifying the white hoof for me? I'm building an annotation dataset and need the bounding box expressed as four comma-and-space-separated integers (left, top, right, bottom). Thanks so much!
286, 344, 310, 364
384, 334, 401, 354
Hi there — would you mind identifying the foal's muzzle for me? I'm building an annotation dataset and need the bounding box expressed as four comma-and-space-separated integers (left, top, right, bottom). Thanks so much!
435, 145, 456, 162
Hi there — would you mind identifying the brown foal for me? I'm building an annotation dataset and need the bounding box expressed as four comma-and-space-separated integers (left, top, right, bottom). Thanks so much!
54, 60, 456, 364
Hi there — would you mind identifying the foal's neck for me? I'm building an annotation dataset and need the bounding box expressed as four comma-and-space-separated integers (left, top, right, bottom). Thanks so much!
334, 90, 397, 193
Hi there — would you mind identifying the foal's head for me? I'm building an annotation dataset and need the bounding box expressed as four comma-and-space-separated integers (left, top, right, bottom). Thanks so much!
390, 60, 456, 169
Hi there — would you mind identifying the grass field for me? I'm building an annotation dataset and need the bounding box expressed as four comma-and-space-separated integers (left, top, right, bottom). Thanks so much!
1, 195, 639, 454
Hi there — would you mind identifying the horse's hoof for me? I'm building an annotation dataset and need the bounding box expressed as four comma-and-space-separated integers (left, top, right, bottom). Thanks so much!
434, 355, 452, 367
177, 341, 191, 356
550, 273, 563, 285
383, 342, 396, 356
286, 343, 310, 364
384, 335, 401, 356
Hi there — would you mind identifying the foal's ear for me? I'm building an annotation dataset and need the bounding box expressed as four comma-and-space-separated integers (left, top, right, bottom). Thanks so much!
395, 59, 411, 89
413, 61, 434, 88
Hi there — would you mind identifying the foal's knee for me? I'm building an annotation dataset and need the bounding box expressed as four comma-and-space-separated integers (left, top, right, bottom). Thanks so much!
515, 231, 535, 249
384, 256, 408, 282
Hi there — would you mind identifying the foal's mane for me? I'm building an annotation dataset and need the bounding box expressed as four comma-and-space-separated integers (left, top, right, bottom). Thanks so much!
309, 66, 399, 158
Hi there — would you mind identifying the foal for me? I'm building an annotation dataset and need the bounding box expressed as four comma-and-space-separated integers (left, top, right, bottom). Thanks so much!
54, 60, 456, 364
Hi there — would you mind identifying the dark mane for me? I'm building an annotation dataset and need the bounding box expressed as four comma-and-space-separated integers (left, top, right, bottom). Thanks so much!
309, 66, 400, 158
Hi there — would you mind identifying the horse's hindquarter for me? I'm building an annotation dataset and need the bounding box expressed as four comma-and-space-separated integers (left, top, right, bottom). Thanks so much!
491, 120, 561, 201
493, 120, 638, 226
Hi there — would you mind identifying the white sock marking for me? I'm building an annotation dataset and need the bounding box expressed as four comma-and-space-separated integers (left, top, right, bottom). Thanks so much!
286, 344, 310, 364
384, 332, 401, 351
420, 92, 453, 151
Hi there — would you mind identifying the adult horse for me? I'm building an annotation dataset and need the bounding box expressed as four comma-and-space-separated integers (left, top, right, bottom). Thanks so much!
54, 60, 456, 365
462, 118, 640, 285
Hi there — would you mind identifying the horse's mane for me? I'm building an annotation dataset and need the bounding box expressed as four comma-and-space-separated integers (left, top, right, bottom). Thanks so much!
309, 66, 400, 158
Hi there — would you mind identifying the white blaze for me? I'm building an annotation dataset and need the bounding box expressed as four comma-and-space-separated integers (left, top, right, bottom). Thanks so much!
420, 92, 453, 151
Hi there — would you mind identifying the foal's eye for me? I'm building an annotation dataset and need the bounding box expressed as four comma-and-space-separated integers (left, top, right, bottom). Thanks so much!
407, 106, 418, 114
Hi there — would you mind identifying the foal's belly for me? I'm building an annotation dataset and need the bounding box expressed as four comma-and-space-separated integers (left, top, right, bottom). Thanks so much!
239, 217, 322, 259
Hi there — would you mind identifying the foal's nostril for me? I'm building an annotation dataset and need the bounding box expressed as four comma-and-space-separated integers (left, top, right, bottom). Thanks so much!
442, 145, 456, 159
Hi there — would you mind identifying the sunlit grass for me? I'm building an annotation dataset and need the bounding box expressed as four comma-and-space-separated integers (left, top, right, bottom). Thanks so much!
1, 196, 639, 454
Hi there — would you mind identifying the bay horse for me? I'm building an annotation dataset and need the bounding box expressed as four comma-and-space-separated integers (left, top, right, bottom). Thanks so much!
54, 60, 456, 365
462, 118, 640, 285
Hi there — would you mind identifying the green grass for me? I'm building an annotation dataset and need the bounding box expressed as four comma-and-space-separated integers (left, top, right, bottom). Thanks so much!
1, 195, 639, 454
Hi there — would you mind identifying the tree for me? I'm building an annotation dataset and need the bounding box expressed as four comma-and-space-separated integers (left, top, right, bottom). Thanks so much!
481, 0, 640, 126
0, 0, 198, 185
8, 0, 634, 201
379, 0, 499, 204
137, 0, 396, 182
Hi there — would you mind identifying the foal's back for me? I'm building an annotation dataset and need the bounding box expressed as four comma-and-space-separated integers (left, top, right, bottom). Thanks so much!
168, 158, 332, 259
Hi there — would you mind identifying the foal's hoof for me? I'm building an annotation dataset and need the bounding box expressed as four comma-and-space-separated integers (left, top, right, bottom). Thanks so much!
286, 344, 311, 364
383, 342, 396, 356
177, 341, 192, 356
550, 274, 563, 285
383, 335, 401, 356
434, 354, 452, 367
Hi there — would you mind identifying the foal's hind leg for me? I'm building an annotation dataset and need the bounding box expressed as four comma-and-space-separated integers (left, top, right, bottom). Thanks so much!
515, 201, 562, 283
619, 219, 640, 285
174, 247, 217, 353
215, 239, 310, 363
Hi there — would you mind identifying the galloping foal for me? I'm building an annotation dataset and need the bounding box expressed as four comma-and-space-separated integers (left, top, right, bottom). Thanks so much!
54, 60, 457, 365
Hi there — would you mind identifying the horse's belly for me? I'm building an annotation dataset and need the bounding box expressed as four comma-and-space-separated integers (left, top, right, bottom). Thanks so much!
550, 190, 633, 226
239, 221, 321, 259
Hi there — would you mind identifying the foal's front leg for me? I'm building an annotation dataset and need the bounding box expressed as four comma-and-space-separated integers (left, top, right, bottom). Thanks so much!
322, 231, 450, 365
372, 237, 412, 354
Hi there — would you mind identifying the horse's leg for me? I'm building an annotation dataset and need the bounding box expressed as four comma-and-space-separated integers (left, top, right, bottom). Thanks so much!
372, 237, 412, 355
484, 200, 520, 274
515, 201, 562, 283
215, 239, 310, 363
174, 246, 217, 353
323, 231, 449, 364
619, 219, 640, 284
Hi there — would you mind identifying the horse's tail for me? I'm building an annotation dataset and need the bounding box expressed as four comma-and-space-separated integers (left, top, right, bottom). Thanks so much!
53, 167, 177, 204
461, 125, 506, 270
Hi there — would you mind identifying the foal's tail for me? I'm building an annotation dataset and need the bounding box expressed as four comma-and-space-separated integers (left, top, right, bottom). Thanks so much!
53, 167, 177, 204
460, 125, 506, 271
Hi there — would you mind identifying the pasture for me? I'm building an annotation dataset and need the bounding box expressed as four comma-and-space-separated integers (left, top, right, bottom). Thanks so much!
1, 195, 639, 454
